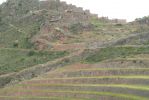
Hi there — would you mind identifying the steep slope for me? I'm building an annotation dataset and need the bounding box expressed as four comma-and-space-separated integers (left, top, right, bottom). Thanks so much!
0, 0, 136, 50
1, 51, 149, 100
1, 46, 149, 99
1, 0, 149, 100
0, 0, 136, 77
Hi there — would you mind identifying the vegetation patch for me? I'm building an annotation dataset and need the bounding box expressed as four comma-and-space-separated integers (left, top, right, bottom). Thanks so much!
0, 89, 147, 100
69, 22, 84, 34
0, 23, 40, 49
16, 84, 149, 93
84, 46, 149, 63
0, 48, 68, 75
31, 75, 149, 81
0, 96, 90, 100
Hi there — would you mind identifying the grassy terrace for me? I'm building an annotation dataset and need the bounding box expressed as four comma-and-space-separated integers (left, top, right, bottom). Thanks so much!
1, 35, 149, 99
0, 96, 91, 100
24, 77, 149, 86
51, 68, 149, 72
16, 84, 149, 91
84, 46, 149, 63
32, 76, 149, 80
40, 68, 149, 78
0, 48, 68, 75
0, 90, 148, 100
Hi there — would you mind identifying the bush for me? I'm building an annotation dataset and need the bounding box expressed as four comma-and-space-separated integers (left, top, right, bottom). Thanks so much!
0, 76, 13, 88
115, 24, 123, 26
13, 40, 19, 48
27, 50, 36, 56
69, 22, 83, 34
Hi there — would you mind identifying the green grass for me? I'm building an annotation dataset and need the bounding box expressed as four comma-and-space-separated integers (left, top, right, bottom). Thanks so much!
18, 83, 149, 91
91, 18, 108, 29
0, 90, 147, 100
54, 68, 149, 73
0, 21, 41, 49
0, 96, 91, 100
84, 46, 149, 63
0, 27, 22, 48
34, 75, 149, 80
0, 48, 68, 75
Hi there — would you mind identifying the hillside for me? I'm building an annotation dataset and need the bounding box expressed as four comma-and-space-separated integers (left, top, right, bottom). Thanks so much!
0, 0, 149, 100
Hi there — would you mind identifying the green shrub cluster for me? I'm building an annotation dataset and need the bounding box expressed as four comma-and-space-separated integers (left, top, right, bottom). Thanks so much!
69, 22, 83, 34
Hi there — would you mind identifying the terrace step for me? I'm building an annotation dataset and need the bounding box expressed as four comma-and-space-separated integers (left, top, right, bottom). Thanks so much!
0, 96, 92, 100
1, 59, 149, 100
2, 84, 149, 98
43, 68, 149, 78
24, 76, 149, 85
0, 90, 148, 100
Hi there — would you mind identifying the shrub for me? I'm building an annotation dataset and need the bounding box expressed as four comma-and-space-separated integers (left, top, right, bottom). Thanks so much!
27, 50, 36, 56
69, 22, 83, 34
13, 40, 19, 48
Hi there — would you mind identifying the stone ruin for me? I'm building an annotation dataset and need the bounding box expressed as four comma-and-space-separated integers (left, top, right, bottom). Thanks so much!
39, 0, 98, 20
110, 19, 127, 24
99, 16, 127, 24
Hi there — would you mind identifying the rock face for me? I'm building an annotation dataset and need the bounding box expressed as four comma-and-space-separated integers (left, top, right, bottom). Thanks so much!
29, 0, 97, 50
1, 0, 39, 19
0, 0, 97, 50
